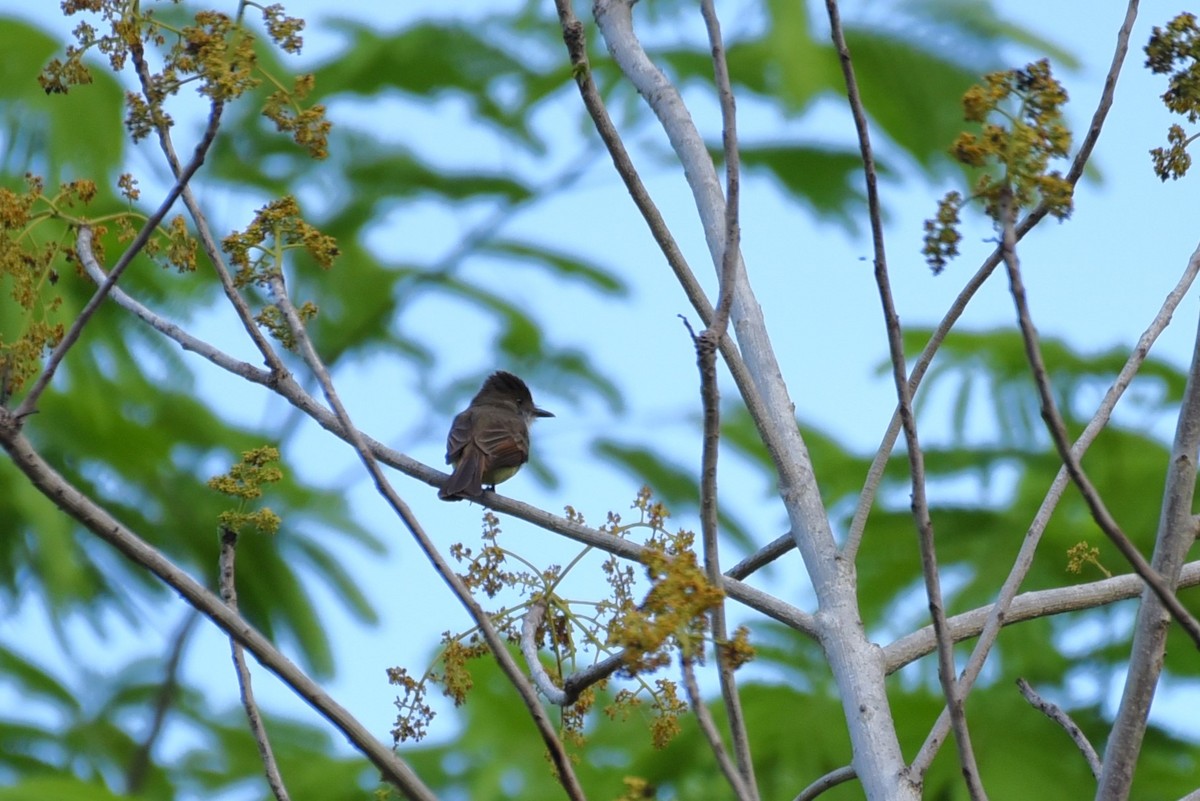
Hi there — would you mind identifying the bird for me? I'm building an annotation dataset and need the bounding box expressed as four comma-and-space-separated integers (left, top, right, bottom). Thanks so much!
438, 371, 553, 501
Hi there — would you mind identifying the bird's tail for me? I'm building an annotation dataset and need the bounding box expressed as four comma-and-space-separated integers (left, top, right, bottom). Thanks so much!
439, 449, 485, 501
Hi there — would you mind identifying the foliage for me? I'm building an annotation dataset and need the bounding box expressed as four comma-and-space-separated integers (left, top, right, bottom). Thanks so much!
1146, 12, 1200, 180
923, 59, 1073, 273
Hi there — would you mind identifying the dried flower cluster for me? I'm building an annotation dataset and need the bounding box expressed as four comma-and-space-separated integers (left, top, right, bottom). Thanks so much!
389, 487, 750, 754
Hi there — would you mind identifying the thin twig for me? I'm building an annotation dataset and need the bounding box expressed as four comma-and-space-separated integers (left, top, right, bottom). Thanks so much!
552, 0, 780, 488
521, 603, 631, 708
908, 239, 1200, 778
681, 657, 753, 801
0, 413, 437, 801
725, 532, 794, 580
823, 1, 985, 795
844, 0, 1142, 562
560, 652, 626, 705
1016, 678, 1102, 780
125, 612, 198, 794
75, 227, 273, 384
701, 0, 741, 338
792, 765, 857, 801
13, 102, 223, 421
1099, 248, 1200, 796
266, 274, 587, 801
1000, 206, 1200, 647
694, 1, 757, 796
130, 45, 287, 377
520, 600, 568, 705
220, 527, 290, 801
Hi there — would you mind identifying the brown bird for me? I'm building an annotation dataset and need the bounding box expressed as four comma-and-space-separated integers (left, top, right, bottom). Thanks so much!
438, 371, 553, 501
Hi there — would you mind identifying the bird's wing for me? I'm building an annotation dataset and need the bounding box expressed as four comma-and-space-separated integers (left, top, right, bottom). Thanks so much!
444, 409, 475, 464
474, 419, 530, 471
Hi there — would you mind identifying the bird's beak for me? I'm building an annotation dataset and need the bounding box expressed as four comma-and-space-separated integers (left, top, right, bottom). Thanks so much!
534, 407, 555, 418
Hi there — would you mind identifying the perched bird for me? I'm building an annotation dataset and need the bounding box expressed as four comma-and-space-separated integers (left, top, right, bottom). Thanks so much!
438, 371, 553, 501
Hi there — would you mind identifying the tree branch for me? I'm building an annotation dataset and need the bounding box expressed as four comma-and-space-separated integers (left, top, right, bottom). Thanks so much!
793, 765, 857, 801
130, 45, 288, 378
1000, 209, 1200, 648
75, 227, 274, 386
885, 561, 1200, 674
908, 233, 1200, 777
815, 558, 1200, 797
725, 532, 794, 580
591, 2, 914, 796
520, 600, 569, 706
0, 413, 437, 801
552, 0, 776, 471
1098, 244, 1200, 796
220, 527, 291, 801
823, 1, 984, 795
681, 656, 753, 801
692, 1, 757, 795
266, 275, 587, 801
1016, 678, 1102, 781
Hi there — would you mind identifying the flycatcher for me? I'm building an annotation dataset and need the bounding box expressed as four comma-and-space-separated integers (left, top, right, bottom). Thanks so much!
438, 371, 553, 501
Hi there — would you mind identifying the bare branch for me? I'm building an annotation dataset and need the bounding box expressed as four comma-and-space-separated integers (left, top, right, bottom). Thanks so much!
1000, 209, 1200, 647
520, 602, 626, 708
845, 0, 1142, 561
1099, 244, 1200, 796
560, 653, 625, 705
726, 532, 794, 580
701, 0, 741, 338
688, 3, 757, 794
689, 322, 758, 796
887, 561, 1200, 673
823, 1, 984, 794
13, 101, 224, 421
681, 657, 753, 801
1016, 678, 1102, 781
220, 528, 290, 801
0, 413, 437, 801
75, 228, 274, 386
266, 275, 587, 801
793, 765, 857, 801
909, 239, 1200, 777
520, 600, 568, 706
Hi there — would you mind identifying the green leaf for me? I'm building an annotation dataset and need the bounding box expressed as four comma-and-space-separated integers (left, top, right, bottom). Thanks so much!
0, 19, 125, 182
0, 645, 79, 714
0, 777, 129, 801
